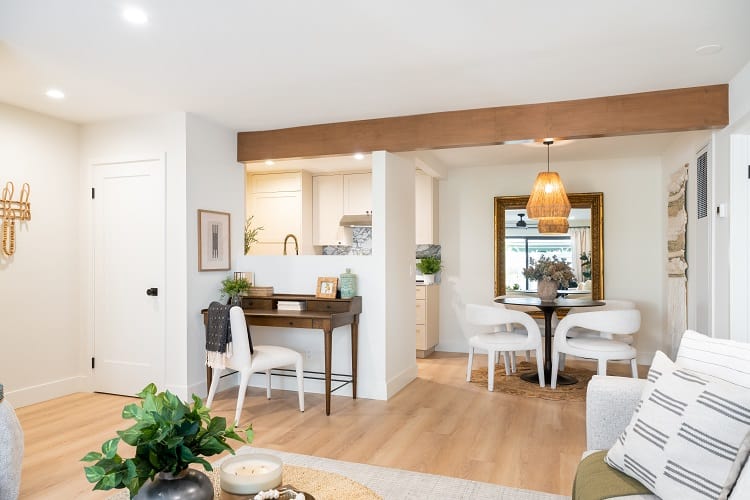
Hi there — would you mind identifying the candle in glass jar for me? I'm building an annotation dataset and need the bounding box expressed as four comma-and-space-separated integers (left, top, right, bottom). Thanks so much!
220, 453, 283, 494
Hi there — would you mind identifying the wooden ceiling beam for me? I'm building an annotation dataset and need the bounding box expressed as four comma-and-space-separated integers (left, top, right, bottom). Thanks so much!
237, 84, 728, 162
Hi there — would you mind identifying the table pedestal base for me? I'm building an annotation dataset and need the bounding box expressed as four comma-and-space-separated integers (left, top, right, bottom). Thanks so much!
520, 371, 578, 386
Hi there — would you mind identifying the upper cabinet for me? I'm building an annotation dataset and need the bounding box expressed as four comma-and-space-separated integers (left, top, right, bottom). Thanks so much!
246, 172, 312, 255
312, 175, 346, 246
415, 171, 439, 245
343, 173, 372, 215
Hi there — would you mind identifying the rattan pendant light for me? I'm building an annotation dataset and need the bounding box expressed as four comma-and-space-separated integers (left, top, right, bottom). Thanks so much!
526, 140, 571, 233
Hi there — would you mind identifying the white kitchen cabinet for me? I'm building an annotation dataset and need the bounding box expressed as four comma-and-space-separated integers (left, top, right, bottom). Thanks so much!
415, 171, 439, 245
343, 172, 372, 215
246, 171, 312, 255
312, 175, 347, 245
416, 284, 439, 358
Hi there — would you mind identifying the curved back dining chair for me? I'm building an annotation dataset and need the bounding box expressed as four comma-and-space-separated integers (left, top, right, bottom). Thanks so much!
465, 304, 545, 389
551, 308, 641, 388
206, 306, 304, 425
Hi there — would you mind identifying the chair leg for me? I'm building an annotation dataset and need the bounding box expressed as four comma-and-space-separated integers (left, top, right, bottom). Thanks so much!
510, 352, 517, 373
559, 353, 566, 371
525, 350, 531, 363
597, 358, 608, 376
266, 370, 272, 399
234, 370, 251, 426
296, 356, 305, 412
630, 358, 639, 379
466, 347, 474, 382
206, 367, 222, 408
536, 348, 546, 388
550, 351, 559, 389
502, 352, 512, 375
488, 350, 496, 392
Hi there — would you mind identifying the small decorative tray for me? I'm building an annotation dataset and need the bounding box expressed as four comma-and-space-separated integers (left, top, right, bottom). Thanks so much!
246, 286, 274, 297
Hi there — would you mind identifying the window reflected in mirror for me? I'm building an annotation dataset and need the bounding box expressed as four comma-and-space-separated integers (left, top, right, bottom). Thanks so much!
494, 193, 603, 300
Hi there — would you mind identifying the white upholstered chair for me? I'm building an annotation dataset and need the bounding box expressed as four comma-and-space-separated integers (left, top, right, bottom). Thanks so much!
465, 303, 546, 390
206, 306, 304, 425
551, 308, 641, 388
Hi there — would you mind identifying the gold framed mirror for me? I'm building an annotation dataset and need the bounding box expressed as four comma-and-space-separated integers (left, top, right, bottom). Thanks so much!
494, 192, 604, 299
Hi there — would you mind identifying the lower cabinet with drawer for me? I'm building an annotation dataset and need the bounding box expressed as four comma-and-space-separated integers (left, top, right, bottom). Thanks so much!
416, 284, 439, 358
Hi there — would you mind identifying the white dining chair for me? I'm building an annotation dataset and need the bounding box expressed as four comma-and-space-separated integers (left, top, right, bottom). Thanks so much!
551, 309, 641, 388
206, 306, 304, 425
465, 303, 546, 390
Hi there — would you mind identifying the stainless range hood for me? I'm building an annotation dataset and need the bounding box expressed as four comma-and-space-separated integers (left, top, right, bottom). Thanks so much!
339, 214, 372, 227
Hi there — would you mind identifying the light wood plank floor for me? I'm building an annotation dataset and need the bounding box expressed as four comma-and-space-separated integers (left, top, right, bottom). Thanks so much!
15, 353, 644, 499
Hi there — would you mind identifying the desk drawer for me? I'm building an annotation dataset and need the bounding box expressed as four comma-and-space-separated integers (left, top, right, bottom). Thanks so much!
307, 301, 350, 313
249, 317, 313, 329
415, 286, 426, 300
240, 298, 274, 310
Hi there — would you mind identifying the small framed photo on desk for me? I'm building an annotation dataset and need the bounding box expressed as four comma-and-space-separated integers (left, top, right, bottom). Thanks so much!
316, 277, 338, 299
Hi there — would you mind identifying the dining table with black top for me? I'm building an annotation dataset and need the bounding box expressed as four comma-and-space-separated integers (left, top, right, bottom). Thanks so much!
494, 296, 605, 386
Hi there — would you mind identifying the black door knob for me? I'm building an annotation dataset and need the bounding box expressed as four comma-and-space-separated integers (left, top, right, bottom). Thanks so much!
146, 288, 158, 296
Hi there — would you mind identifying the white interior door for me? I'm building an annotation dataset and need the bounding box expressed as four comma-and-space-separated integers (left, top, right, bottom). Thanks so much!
93, 157, 165, 395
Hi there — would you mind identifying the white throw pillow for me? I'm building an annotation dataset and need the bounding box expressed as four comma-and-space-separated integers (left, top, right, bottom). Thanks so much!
607, 351, 750, 500
676, 330, 750, 388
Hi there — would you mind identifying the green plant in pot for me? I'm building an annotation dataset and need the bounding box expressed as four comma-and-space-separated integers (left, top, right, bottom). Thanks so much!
221, 277, 251, 306
416, 256, 443, 285
81, 384, 251, 499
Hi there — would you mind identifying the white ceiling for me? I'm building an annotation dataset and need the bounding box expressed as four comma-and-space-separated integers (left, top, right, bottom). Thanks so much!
1, 0, 749, 133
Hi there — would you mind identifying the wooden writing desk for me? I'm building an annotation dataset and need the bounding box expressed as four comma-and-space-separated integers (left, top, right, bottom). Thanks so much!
202, 294, 362, 415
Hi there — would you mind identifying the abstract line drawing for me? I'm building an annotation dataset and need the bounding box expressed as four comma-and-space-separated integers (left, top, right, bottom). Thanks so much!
198, 210, 230, 271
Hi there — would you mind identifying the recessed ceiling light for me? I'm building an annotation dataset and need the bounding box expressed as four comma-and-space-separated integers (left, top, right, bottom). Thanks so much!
122, 6, 148, 25
695, 44, 722, 56
353, 153, 365, 160
45, 89, 65, 99
264, 160, 275, 166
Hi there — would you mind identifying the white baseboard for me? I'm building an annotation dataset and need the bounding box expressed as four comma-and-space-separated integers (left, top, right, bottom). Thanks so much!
7, 375, 88, 408
386, 364, 418, 398
436, 342, 468, 353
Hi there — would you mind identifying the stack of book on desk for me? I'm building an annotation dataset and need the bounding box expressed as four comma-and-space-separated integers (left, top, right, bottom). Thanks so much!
276, 300, 306, 311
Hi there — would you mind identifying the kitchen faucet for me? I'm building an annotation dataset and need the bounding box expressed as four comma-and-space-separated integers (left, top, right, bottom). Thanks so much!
283, 233, 299, 255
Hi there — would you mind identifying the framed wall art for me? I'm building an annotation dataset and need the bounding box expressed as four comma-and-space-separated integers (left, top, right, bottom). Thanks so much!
198, 209, 231, 271
315, 277, 338, 299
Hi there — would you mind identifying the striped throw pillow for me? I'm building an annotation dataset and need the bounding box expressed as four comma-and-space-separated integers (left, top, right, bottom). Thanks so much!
676, 330, 750, 388
606, 351, 750, 499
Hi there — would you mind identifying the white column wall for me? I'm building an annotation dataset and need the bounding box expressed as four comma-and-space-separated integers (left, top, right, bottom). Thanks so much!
0, 103, 82, 406
185, 114, 245, 397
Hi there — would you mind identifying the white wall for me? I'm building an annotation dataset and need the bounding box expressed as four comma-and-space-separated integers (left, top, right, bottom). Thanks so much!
80, 113, 189, 397
185, 114, 244, 397
234, 255, 388, 400
0, 103, 82, 406
373, 152, 417, 396
438, 155, 666, 363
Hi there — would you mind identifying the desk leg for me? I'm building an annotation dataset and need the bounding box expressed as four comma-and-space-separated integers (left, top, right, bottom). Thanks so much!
351, 320, 358, 400
324, 328, 332, 416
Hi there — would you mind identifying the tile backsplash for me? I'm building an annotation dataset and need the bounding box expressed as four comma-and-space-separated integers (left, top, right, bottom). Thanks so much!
321, 227, 441, 259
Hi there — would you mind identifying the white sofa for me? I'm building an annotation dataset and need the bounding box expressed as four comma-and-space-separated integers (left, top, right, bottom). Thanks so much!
581, 330, 750, 500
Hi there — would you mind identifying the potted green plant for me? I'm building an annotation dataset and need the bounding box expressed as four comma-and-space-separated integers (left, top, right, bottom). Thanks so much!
81, 384, 251, 498
416, 256, 443, 285
522, 255, 574, 300
580, 251, 592, 280
244, 216, 264, 255
221, 276, 251, 306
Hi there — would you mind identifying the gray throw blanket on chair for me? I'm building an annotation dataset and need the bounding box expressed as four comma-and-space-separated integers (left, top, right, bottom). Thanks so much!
206, 301, 233, 369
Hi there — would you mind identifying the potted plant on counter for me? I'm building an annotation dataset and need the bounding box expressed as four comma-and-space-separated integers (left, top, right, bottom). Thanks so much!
416, 256, 444, 285
522, 255, 574, 301
81, 383, 251, 499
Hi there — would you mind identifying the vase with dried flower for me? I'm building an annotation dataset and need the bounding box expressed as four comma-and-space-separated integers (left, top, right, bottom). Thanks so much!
522, 255, 575, 301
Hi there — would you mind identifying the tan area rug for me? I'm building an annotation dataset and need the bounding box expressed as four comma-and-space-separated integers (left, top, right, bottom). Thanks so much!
470, 361, 594, 401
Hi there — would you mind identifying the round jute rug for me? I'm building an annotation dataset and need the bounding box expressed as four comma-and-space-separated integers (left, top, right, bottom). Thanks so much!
469, 361, 595, 401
